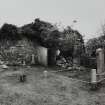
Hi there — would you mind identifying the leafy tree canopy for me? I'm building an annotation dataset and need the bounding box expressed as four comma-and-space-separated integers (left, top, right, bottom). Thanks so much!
0, 18, 85, 52
0, 23, 19, 41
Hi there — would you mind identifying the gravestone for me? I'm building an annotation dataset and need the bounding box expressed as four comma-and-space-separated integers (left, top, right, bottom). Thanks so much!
91, 69, 97, 83
91, 69, 97, 90
96, 48, 105, 74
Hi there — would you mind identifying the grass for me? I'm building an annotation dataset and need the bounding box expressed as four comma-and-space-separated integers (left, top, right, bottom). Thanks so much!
0, 66, 104, 105
54, 67, 91, 81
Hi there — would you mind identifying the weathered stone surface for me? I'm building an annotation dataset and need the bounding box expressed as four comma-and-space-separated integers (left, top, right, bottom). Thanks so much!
96, 48, 105, 74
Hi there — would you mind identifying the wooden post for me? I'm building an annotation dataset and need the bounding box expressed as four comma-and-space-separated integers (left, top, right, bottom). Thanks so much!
91, 69, 97, 90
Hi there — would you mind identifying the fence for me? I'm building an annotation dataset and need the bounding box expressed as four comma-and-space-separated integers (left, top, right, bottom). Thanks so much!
42, 67, 105, 90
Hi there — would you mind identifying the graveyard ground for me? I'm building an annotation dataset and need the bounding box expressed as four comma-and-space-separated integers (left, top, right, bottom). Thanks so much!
0, 66, 105, 105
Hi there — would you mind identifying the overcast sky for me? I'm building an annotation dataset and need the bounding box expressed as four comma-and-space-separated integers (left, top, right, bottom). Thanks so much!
0, 0, 105, 41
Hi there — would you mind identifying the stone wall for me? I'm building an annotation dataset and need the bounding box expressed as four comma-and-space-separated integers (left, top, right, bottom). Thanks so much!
36, 46, 48, 66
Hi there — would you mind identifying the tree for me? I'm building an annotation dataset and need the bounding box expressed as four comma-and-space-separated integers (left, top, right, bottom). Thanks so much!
0, 23, 20, 41
21, 18, 61, 48
59, 26, 85, 58
99, 23, 105, 36
86, 22, 105, 57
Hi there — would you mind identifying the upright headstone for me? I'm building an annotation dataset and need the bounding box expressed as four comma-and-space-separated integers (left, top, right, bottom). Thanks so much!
91, 69, 97, 84
56, 49, 60, 56
96, 48, 105, 74
91, 69, 97, 90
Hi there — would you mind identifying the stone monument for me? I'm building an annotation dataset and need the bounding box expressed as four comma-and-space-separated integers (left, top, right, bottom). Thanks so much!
96, 48, 105, 74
